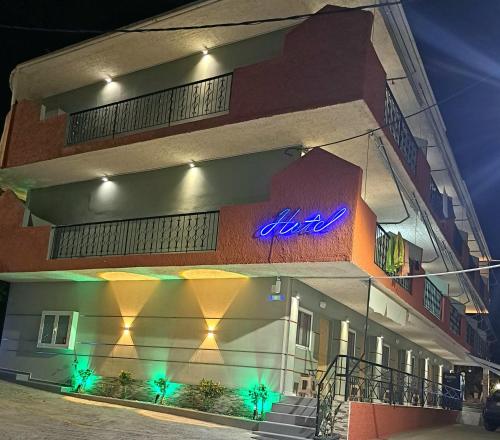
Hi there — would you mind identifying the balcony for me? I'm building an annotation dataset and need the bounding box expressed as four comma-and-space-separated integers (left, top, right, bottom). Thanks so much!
50, 211, 219, 259
66, 74, 232, 145
374, 224, 412, 292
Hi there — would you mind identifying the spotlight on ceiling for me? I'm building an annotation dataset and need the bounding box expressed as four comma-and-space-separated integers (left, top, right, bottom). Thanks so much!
105, 77, 113, 84
102, 176, 109, 182
202, 47, 209, 55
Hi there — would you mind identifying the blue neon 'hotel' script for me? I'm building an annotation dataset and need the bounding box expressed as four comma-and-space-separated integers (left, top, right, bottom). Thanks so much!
258, 207, 348, 238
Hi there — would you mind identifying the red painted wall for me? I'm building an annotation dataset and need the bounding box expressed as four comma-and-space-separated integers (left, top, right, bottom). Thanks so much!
348, 402, 458, 440
3, 6, 382, 168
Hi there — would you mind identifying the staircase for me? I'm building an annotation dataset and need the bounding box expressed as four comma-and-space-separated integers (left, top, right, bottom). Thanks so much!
253, 396, 317, 440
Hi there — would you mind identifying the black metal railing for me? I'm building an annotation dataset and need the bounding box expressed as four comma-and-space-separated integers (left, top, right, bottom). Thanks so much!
450, 306, 462, 335
315, 355, 462, 439
384, 85, 419, 174
50, 211, 219, 259
424, 278, 443, 319
66, 73, 233, 145
375, 224, 412, 292
430, 178, 445, 219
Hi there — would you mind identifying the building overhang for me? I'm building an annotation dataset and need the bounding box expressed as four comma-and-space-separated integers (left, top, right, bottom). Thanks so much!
0, 260, 472, 364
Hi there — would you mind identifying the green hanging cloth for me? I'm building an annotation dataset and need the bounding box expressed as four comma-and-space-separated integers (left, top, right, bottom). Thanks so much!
393, 232, 405, 273
385, 234, 395, 274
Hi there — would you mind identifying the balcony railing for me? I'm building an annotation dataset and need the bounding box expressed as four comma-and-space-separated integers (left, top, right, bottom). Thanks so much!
384, 85, 418, 174
424, 278, 442, 319
449, 306, 462, 335
315, 355, 462, 439
50, 211, 219, 259
375, 224, 412, 292
66, 73, 233, 145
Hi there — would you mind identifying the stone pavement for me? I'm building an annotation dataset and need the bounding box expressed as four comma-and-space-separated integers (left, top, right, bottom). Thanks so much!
0, 380, 253, 439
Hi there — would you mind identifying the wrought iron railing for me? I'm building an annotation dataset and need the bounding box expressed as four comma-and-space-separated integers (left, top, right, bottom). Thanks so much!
66, 73, 233, 145
450, 306, 462, 335
384, 85, 418, 174
50, 211, 219, 259
375, 224, 412, 292
430, 178, 444, 219
424, 278, 443, 319
315, 355, 462, 439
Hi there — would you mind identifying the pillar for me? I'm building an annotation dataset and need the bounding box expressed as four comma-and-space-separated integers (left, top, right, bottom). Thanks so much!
282, 296, 299, 395
336, 320, 350, 399
483, 368, 490, 403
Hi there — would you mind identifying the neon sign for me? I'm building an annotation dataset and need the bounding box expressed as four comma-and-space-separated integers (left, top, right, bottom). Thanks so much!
257, 207, 348, 238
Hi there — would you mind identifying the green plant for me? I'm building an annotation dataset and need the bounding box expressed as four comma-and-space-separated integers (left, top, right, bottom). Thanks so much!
118, 370, 133, 398
75, 368, 94, 393
248, 384, 269, 420
154, 377, 169, 404
198, 378, 224, 411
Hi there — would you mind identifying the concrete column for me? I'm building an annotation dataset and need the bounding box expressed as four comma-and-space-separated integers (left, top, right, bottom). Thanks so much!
423, 358, 430, 406
336, 320, 350, 399
282, 296, 299, 395
483, 368, 490, 403
404, 350, 413, 404
371, 336, 384, 401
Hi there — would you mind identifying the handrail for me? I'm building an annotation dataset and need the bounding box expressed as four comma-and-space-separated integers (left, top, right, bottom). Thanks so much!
66, 73, 233, 145
315, 354, 462, 439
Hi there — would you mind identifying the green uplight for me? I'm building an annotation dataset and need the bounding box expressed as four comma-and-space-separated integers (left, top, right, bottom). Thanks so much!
72, 359, 99, 392
149, 373, 182, 404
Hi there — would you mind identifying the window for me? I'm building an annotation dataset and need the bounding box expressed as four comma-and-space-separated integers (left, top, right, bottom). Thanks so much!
37, 311, 79, 349
347, 330, 356, 357
296, 309, 313, 349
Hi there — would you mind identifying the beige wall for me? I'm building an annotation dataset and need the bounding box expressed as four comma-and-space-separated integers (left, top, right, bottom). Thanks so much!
0, 277, 288, 390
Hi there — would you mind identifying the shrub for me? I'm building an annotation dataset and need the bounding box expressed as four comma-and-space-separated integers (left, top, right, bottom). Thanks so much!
118, 370, 133, 398
198, 378, 224, 411
75, 368, 94, 393
153, 377, 169, 404
249, 384, 269, 420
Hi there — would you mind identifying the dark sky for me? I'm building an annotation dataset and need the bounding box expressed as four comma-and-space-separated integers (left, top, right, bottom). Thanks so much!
0, 1, 499, 348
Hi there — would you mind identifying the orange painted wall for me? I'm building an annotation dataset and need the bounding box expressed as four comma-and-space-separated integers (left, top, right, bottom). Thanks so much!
348, 402, 458, 440
3, 6, 381, 168
0, 148, 362, 272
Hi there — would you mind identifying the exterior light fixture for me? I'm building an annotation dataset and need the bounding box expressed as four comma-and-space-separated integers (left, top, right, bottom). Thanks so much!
124, 325, 130, 334
345, 319, 350, 324
102, 176, 109, 182
207, 331, 215, 337
495, 383, 500, 391
105, 77, 113, 84
189, 161, 196, 168
202, 47, 209, 55
296, 295, 300, 300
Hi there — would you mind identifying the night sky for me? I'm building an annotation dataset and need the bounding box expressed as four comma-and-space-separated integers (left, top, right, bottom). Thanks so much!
0, 1, 499, 352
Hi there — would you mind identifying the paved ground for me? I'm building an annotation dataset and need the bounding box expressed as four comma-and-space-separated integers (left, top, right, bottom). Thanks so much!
0, 380, 253, 439
388, 424, 498, 439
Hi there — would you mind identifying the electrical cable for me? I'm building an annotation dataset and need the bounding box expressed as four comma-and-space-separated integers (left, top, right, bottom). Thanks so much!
0, 1, 403, 34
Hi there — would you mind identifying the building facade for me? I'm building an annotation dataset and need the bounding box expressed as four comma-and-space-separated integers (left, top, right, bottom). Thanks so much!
0, 2, 494, 438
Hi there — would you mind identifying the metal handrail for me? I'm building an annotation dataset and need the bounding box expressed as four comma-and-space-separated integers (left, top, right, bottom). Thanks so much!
315, 354, 462, 439
66, 73, 233, 145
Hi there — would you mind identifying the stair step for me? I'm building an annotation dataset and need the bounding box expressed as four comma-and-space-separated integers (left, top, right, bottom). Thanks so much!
280, 396, 316, 407
271, 403, 317, 417
258, 421, 315, 438
265, 411, 316, 427
252, 431, 312, 440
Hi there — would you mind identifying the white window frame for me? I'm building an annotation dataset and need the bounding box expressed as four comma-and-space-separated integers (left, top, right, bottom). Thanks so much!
347, 329, 357, 357
37, 311, 79, 350
296, 307, 313, 351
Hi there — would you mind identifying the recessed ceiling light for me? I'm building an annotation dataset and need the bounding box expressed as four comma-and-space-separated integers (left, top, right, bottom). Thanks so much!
202, 47, 208, 55
102, 176, 109, 182
189, 161, 196, 168
105, 77, 113, 83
